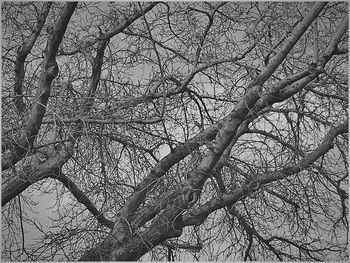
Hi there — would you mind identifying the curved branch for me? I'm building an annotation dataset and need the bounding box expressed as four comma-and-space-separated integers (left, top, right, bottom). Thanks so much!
2, 155, 62, 206
2, 2, 77, 171
14, 2, 52, 115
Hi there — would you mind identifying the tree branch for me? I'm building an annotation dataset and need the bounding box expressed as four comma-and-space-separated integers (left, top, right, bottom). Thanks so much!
51, 172, 114, 229
13, 2, 52, 115
2, 154, 62, 206
253, 2, 326, 86
182, 120, 348, 226
2, 2, 77, 171
60, 2, 158, 56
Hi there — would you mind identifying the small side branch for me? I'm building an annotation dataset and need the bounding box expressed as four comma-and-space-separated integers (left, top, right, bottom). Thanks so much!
51, 172, 114, 229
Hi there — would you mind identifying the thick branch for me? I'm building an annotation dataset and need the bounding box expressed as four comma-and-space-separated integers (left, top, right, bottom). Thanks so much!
83, 39, 109, 113
14, 2, 52, 115
80, 202, 183, 261
320, 15, 348, 66
253, 2, 326, 85
182, 120, 348, 226
179, 3, 327, 199
2, 2, 77, 171
112, 119, 222, 221
2, 154, 64, 206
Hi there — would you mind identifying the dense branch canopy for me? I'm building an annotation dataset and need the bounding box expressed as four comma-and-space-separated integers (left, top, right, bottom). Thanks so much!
1, 2, 348, 261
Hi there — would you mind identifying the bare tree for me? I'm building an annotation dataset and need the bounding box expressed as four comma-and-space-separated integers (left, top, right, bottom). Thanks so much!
1, 2, 348, 261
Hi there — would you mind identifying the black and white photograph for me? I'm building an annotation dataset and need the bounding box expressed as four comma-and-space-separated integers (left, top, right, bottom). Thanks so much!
1, 1, 348, 261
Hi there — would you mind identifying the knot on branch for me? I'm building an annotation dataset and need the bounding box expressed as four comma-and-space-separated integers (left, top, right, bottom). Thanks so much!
183, 187, 200, 206
248, 180, 260, 191
47, 61, 59, 80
